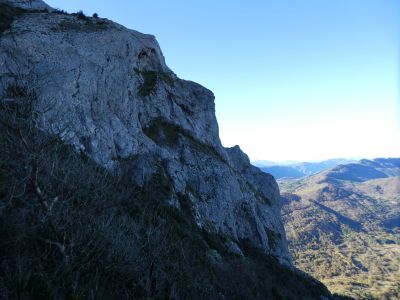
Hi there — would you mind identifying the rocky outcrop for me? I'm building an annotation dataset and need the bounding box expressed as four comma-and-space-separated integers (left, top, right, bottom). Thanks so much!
0, 0, 291, 264
3, 0, 51, 10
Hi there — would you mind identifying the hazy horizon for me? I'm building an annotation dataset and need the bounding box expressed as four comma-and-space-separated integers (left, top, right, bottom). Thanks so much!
46, 0, 400, 161
252, 156, 399, 165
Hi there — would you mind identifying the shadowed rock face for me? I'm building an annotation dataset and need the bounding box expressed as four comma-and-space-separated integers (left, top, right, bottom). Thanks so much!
0, 0, 291, 264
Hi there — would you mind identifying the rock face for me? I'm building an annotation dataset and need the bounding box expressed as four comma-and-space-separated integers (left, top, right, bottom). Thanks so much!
0, 0, 291, 264
3, 0, 51, 10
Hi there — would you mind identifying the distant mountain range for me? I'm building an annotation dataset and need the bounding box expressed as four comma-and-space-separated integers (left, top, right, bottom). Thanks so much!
323, 158, 400, 182
253, 158, 358, 179
278, 158, 400, 299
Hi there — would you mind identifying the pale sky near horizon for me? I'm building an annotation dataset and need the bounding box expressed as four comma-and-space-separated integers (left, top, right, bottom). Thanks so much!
46, 0, 400, 162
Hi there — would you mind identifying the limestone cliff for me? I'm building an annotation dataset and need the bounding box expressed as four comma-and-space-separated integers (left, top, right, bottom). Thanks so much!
0, 0, 291, 264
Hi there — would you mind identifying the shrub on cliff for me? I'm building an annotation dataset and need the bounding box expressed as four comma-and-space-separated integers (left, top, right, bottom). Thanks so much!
0, 2, 23, 33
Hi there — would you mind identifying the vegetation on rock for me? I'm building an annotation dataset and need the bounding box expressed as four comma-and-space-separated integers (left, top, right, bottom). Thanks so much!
0, 2, 23, 33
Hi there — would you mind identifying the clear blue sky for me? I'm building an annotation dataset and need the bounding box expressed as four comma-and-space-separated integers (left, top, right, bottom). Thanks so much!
46, 0, 400, 162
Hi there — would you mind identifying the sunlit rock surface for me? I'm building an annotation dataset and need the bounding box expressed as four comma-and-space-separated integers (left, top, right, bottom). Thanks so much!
0, 0, 291, 264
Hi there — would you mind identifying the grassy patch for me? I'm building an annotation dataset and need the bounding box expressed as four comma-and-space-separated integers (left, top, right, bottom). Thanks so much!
52, 18, 108, 32
143, 117, 180, 147
247, 181, 272, 205
51, 10, 108, 32
74, 10, 90, 21
6, 84, 27, 98
159, 72, 175, 85
135, 68, 176, 97
0, 3, 107, 34
52, 8, 68, 15
265, 227, 281, 249
138, 70, 158, 97
143, 117, 227, 163
0, 2, 23, 33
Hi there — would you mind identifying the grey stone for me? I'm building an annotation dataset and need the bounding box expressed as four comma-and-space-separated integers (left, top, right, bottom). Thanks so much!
0, 0, 292, 265
3, 0, 52, 11
225, 241, 244, 256
209, 249, 222, 264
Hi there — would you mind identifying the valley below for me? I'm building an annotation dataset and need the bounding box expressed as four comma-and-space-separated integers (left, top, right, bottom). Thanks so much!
276, 159, 400, 299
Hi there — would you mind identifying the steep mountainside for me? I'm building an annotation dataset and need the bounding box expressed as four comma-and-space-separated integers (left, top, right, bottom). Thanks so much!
0, 1, 344, 299
280, 159, 400, 299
